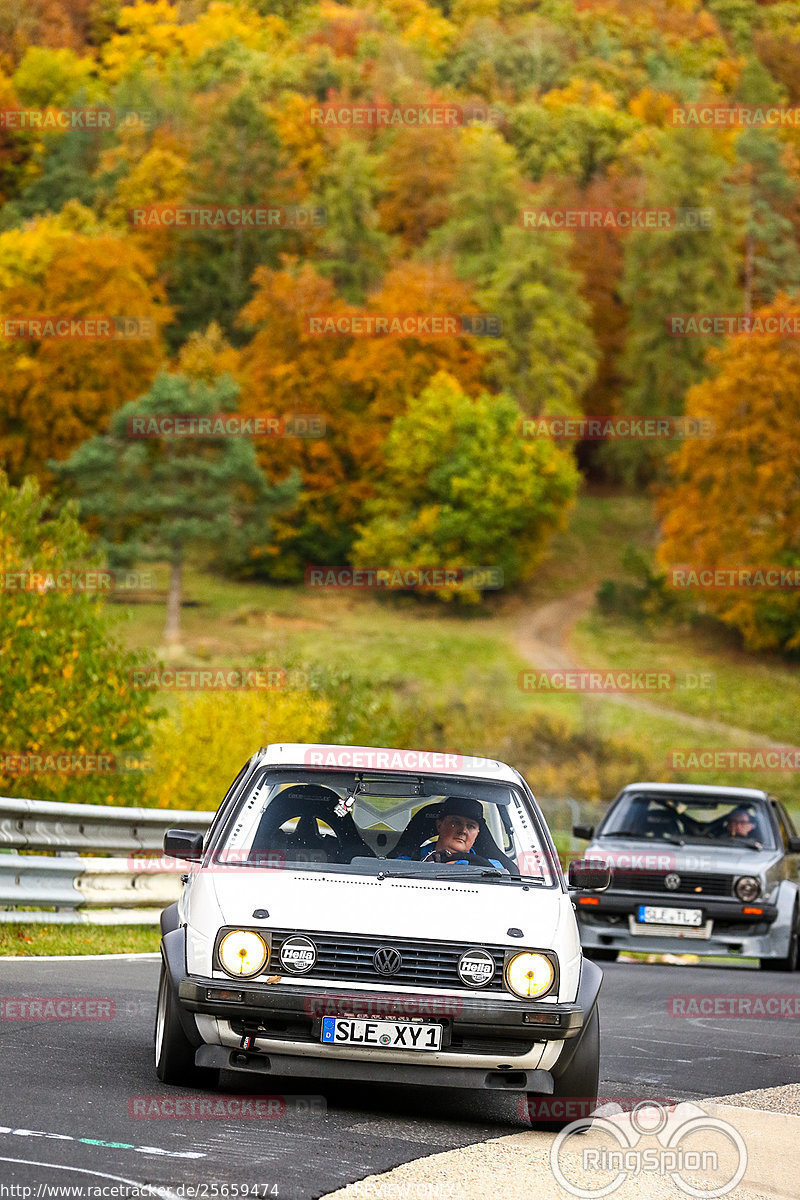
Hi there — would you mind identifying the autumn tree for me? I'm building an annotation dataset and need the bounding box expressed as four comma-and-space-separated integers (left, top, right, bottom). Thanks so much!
0, 472, 156, 804
656, 295, 800, 653
53, 372, 299, 645
237, 259, 487, 576
316, 137, 393, 303
730, 130, 800, 312
353, 372, 580, 601
610, 129, 740, 482
0, 210, 172, 483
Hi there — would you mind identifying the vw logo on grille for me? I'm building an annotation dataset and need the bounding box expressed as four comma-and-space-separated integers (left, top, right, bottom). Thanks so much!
373, 947, 402, 976
664, 873, 681, 891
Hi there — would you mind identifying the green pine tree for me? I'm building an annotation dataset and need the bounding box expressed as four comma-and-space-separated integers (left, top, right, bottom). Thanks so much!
52, 372, 299, 646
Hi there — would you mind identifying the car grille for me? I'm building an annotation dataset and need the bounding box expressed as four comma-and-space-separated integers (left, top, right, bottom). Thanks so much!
610, 871, 734, 897
268, 928, 510, 993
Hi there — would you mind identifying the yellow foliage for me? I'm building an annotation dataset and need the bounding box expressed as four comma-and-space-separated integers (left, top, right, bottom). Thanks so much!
101, 1, 290, 82
176, 323, 241, 383
544, 79, 618, 112
376, 0, 456, 57
147, 689, 332, 810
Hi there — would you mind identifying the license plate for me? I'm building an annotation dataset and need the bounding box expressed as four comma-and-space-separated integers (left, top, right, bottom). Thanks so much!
637, 905, 703, 926
320, 1017, 442, 1050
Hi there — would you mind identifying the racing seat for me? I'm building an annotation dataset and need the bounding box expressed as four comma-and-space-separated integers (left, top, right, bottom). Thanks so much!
640, 807, 683, 840
250, 786, 374, 863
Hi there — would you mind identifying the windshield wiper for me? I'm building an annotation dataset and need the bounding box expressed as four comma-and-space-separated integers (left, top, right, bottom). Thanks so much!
376, 866, 514, 881
602, 832, 685, 846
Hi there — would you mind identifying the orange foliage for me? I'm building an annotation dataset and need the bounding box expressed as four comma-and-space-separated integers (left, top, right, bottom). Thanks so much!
0, 235, 171, 482
657, 295, 800, 652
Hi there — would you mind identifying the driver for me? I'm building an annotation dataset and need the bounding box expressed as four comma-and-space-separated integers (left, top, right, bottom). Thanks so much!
418, 796, 505, 868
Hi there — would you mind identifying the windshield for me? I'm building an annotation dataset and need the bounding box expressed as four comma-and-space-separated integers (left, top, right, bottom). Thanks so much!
599, 792, 775, 849
210, 768, 558, 887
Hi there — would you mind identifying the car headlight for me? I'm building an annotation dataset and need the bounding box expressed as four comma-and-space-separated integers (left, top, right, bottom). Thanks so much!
504, 952, 555, 999
218, 929, 269, 978
734, 876, 761, 902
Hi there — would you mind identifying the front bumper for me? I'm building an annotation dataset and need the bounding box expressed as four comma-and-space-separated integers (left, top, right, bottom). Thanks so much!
162, 927, 602, 1089
178, 977, 587, 1042
574, 891, 779, 957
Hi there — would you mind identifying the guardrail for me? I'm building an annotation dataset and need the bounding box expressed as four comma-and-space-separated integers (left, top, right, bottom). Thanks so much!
0, 797, 213, 925
0, 794, 584, 925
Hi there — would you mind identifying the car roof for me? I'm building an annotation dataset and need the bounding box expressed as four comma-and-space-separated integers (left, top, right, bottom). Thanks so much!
253, 743, 521, 785
617, 781, 769, 803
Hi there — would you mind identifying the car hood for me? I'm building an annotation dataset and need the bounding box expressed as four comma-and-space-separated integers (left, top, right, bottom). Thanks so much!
205, 866, 565, 947
585, 836, 779, 875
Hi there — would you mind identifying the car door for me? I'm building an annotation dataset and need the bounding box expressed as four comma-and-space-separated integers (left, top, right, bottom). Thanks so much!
772, 799, 800, 886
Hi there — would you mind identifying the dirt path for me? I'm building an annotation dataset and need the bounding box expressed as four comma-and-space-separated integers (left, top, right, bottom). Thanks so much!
514, 591, 791, 749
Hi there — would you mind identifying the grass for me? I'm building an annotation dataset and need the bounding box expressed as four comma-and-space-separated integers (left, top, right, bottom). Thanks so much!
573, 610, 800, 746
515, 489, 658, 602
0, 924, 160, 955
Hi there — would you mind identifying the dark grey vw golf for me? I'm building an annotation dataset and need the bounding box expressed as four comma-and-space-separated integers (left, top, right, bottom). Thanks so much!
571, 782, 800, 970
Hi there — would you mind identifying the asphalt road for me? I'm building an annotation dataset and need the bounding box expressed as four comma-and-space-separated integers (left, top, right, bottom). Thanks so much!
0, 954, 798, 1198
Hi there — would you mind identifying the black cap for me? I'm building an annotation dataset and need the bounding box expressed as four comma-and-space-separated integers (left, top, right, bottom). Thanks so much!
439, 796, 483, 822
729, 807, 754, 820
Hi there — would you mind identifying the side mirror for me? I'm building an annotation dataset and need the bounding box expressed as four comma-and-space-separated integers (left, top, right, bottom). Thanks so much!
568, 858, 611, 891
787, 835, 800, 853
164, 829, 204, 861
572, 824, 595, 841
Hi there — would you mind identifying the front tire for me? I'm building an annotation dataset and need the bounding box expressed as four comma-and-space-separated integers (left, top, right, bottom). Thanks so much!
526, 1004, 600, 1132
586, 948, 618, 963
154, 961, 215, 1086
760, 913, 799, 972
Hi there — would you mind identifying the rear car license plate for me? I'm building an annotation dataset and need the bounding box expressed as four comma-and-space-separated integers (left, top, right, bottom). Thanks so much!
637, 905, 703, 926
321, 1017, 442, 1050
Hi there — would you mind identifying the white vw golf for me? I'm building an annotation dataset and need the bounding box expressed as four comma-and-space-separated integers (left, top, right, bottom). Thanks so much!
155, 743, 607, 1126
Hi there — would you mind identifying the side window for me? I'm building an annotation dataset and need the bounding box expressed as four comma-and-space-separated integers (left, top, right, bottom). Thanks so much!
779, 803, 798, 838
770, 801, 790, 849
203, 762, 252, 855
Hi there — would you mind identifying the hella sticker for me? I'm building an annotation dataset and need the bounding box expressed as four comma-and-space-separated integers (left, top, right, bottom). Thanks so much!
280, 935, 317, 973
457, 948, 495, 987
